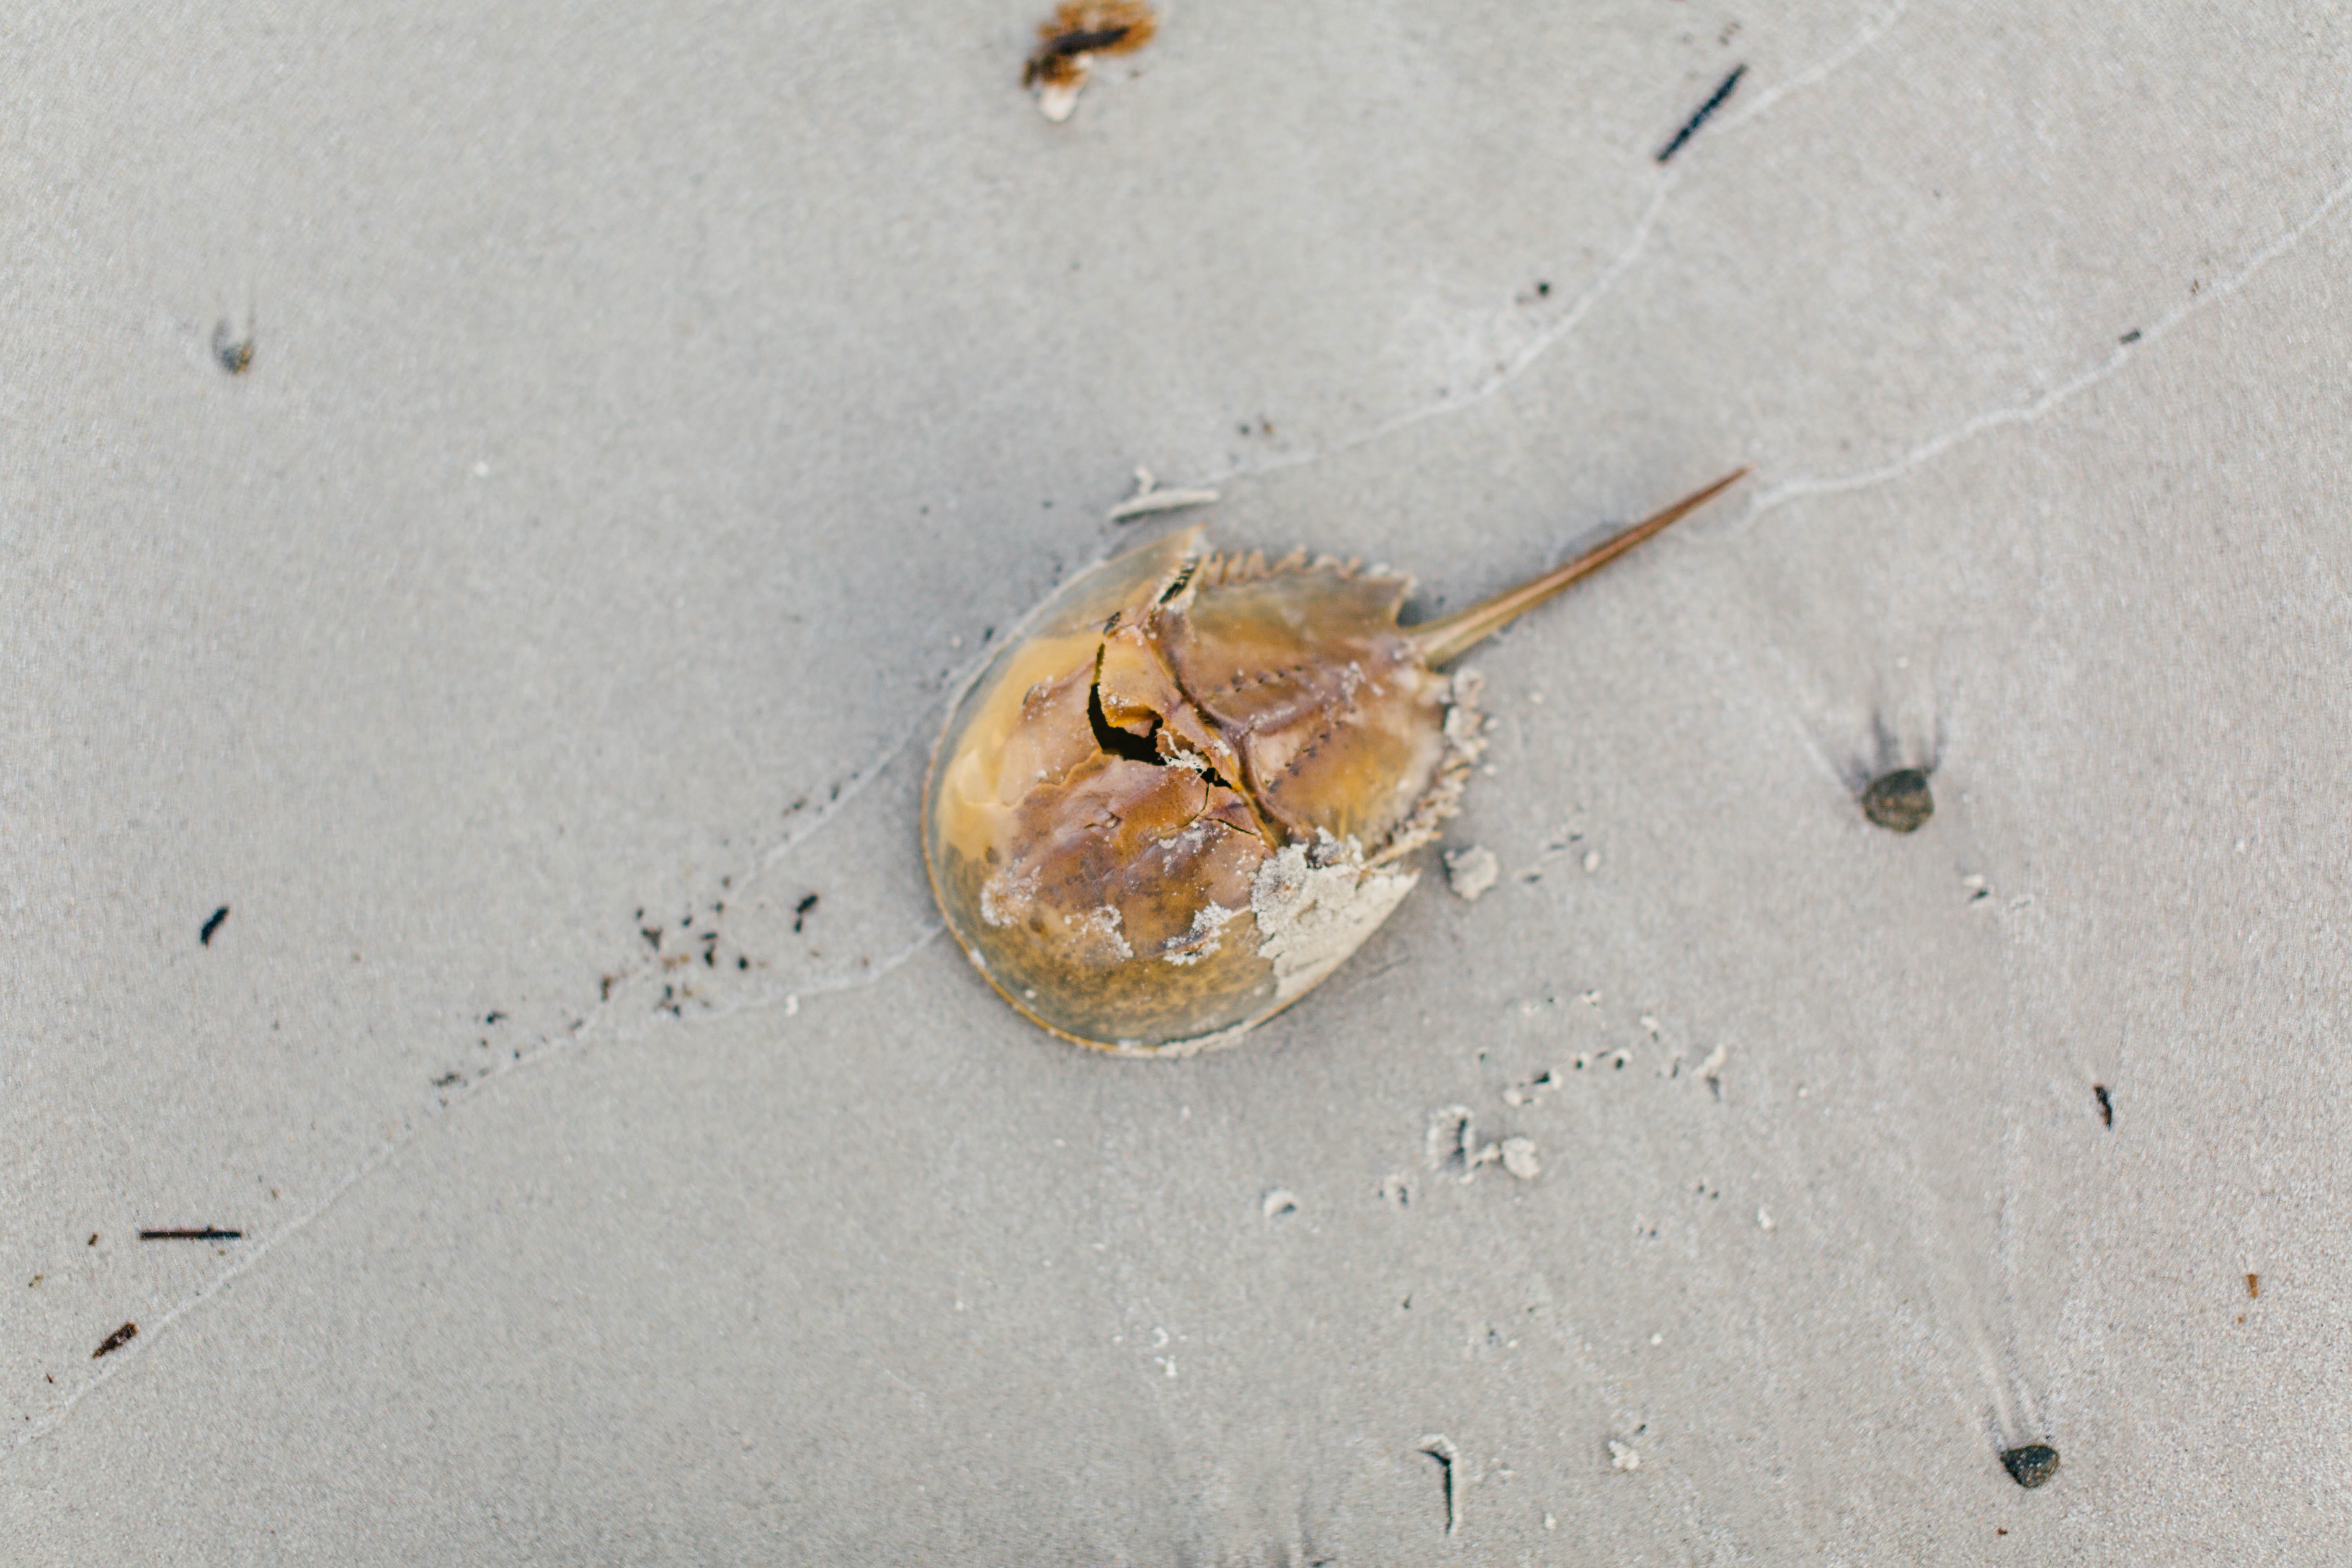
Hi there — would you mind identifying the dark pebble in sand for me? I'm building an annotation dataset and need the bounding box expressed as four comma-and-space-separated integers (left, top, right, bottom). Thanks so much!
2000, 1443, 2060, 1489
1860, 768, 1934, 833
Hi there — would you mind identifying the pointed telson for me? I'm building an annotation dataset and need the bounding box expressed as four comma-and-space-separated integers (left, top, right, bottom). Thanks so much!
1407, 469, 1749, 667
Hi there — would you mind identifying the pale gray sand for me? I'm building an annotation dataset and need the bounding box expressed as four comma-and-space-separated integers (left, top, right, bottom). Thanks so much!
6, 2, 2349, 1561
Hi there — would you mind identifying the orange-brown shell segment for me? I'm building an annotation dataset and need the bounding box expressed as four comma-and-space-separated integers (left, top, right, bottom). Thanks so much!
1161, 555, 1450, 849
922, 529, 1460, 1051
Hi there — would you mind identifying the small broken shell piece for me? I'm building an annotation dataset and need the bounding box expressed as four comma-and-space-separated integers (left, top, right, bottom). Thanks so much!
1107, 466, 1220, 522
1035, 74, 1084, 123
1024, 0, 1158, 122
1444, 844, 1499, 902
921, 470, 1748, 1053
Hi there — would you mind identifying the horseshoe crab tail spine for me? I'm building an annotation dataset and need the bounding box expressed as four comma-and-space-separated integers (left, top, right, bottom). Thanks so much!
1406, 467, 1751, 667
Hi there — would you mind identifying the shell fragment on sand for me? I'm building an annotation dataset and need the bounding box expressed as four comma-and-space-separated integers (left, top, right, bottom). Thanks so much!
1443, 844, 1499, 901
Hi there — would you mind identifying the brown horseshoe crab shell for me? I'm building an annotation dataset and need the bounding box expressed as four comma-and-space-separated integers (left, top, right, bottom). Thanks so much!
921, 470, 1746, 1054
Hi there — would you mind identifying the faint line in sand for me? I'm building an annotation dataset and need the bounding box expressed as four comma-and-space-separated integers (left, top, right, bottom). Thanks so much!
2, 577, 1068, 1461
688, 922, 948, 1027
1189, 0, 1913, 492
8, 537, 1110, 1458
1712, 1, 1910, 136
1739, 168, 2352, 523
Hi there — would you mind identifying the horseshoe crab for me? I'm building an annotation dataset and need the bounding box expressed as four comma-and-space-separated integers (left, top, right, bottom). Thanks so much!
922, 469, 1747, 1053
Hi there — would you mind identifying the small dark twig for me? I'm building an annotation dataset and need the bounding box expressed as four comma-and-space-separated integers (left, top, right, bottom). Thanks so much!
138, 1228, 243, 1241
1657, 65, 1746, 163
200, 906, 230, 945
93, 1322, 138, 1358
1042, 24, 1128, 57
